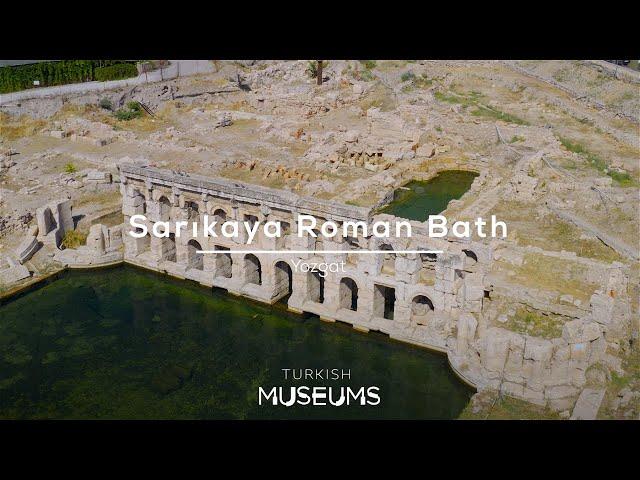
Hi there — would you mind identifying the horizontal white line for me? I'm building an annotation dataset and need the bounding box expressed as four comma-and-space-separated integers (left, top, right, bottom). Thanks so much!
196, 250, 443, 254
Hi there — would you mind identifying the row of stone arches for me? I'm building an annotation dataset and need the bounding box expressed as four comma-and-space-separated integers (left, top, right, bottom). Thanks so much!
306, 271, 434, 323
133, 235, 437, 324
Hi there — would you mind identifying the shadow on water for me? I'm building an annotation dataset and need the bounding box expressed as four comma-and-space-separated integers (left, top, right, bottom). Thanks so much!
0, 265, 474, 419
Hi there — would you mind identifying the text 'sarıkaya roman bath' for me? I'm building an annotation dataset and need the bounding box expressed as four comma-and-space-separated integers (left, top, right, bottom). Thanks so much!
0, 60, 638, 420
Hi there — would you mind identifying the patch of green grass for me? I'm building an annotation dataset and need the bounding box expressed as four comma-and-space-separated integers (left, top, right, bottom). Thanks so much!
434, 89, 526, 124
503, 307, 564, 339
434, 91, 469, 105
471, 105, 529, 125
357, 69, 375, 82
64, 162, 77, 174
509, 135, 525, 143
558, 136, 589, 155
459, 391, 561, 420
609, 169, 634, 187
61, 230, 87, 249
359, 60, 377, 70
558, 136, 636, 186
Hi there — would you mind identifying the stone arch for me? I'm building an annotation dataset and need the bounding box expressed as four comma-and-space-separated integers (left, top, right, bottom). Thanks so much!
274, 260, 293, 299
214, 245, 232, 278
462, 249, 478, 271
158, 195, 172, 221
212, 208, 227, 236
187, 239, 204, 270
161, 232, 176, 262
132, 226, 151, 255
244, 254, 262, 285
133, 189, 147, 215
308, 271, 325, 303
184, 200, 199, 222
339, 277, 358, 311
373, 283, 395, 320
463, 249, 478, 262
411, 295, 434, 325
212, 208, 227, 221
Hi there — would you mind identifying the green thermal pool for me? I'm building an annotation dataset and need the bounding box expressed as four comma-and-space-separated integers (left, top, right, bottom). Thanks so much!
0, 266, 473, 419
380, 170, 479, 221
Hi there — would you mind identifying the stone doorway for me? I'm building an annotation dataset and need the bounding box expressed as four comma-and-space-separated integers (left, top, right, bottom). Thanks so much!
308, 271, 325, 303
274, 261, 293, 301
161, 233, 176, 262
214, 245, 232, 278
373, 283, 395, 320
244, 254, 262, 285
339, 277, 358, 311
187, 239, 204, 270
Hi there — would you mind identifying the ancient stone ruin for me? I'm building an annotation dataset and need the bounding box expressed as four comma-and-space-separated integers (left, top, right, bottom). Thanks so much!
119, 163, 634, 411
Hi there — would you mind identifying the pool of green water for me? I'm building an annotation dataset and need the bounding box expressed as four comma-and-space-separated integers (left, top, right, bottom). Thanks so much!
0, 266, 473, 419
380, 170, 479, 221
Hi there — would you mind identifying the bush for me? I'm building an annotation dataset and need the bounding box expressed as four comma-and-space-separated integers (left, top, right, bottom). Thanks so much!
64, 163, 77, 173
401, 71, 416, 82
115, 108, 142, 121
61, 230, 87, 249
114, 101, 143, 121
306, 61, 328, 79
94, 63, 138, 82
357, 69, 375, 82
126, 101, 141, 112
99, 98, 113, 110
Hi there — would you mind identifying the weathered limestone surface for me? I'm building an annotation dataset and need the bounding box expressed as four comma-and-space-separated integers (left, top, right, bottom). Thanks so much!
571, 388, 606, 420
36, 199, 74, 248
0, 259, 31, 284
15, 229, 40, 264
54, 222, 124, 267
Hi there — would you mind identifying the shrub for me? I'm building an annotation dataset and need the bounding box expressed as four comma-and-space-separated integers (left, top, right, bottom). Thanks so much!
61, 230, 87, 249
126, 101, 141, 112
115, 108, 141, 121
401, 71, 416, 82
94, 63, 138, 82
306, 61, 328, 79
99, 98, 113, 110
359, 60, 377, 69
64, 163, 77, 173
114, 100, 144, 121
357, 69, 375, 82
